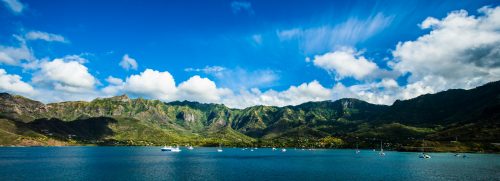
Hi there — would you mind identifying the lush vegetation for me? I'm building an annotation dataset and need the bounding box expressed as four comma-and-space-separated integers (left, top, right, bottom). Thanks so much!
0, 80, 499, 152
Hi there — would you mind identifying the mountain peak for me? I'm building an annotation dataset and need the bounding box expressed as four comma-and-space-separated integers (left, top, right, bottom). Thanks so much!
109, 94, 130, 102
0, 92, 13, 99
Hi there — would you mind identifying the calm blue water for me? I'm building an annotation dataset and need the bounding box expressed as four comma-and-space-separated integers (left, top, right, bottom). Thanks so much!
0, 147, 498, 181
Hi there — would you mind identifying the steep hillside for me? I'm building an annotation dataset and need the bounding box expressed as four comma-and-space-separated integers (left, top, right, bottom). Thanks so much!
0, 80, 499, 152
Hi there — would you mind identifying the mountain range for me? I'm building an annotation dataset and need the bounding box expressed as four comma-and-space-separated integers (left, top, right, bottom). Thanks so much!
1, 80, 499, 152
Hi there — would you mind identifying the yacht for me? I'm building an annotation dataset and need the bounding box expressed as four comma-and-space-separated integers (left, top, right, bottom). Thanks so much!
161, 146, 173, 151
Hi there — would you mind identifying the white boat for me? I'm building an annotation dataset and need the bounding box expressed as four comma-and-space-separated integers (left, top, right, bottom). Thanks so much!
161, 146, 173, 151
418, 140, 430, 159
188, 146, 194, 150
355, 143, 360, 154
419, 153, 431, 159
217, 144, 223, 152
272, 147, 277, 151
250, 149, 254, 152
379, 141, 385, 156
171, 145, 182, 152
281, 148, 287, 152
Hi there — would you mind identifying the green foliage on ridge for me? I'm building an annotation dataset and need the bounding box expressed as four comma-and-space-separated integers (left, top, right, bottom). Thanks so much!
0, 80, 499, 152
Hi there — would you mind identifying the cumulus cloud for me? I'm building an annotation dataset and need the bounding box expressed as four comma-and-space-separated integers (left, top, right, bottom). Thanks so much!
0, 69, 35, 95
312, 48, 380, 80
25, 31, 67, 43
32, 58, 97, 93
177, 75, 231, 103
102, 70, 230, 103
231, 1, 254, 15
119, 54, 138, 70
2, 0, 24, 14
222, 80, 333, 108
391, 6, 500, 94
122, 69, 177, 100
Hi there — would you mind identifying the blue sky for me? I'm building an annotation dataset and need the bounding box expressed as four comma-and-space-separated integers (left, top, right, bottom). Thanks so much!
1, 0, 499, 108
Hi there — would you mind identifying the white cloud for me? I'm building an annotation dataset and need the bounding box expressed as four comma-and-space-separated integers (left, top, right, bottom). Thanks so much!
214, 68, 279, 90
25, 31, 67, 43
119, 54, 138, 70
32, 58, 97, 93
186, 66, 278, 90
252, 34, 263, 45
222, 80, 332, 108
231, 1, 254, 15
391, 6, 500, 95
277, 28, 301, 41
185, 66, 226, 74
177, 75, 231, 103
312, 48, 380, 80
2, 0, 24, 14
106, 76, 123, 85
0, 69, 35, 95
0, 40, 33, 65
122, 69, 177, 100
3, 6, 498, 108
276, 13, 394, 54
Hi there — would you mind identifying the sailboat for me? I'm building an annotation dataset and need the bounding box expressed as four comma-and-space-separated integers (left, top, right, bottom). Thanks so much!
418, 140, 431, 159
217, 143, 223, 152
379, 141, 385, 156
188, 145, 194, 150
355, 143, 360, 154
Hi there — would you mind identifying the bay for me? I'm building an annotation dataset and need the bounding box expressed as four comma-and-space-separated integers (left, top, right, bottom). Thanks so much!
0, 147, 498, 181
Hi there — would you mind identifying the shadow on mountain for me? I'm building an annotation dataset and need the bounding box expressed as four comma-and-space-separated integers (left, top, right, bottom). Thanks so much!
27, 117, 117, 142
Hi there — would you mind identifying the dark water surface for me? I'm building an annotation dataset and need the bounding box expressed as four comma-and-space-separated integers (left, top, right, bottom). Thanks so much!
0, 147, 498, 180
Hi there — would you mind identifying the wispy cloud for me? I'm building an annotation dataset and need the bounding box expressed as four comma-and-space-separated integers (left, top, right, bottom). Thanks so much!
2, 0, 24, 14
0, 36, 34, 65
231, 1, 254, 15
186, 66, 278, 90
277, 13, 394, 54
25, 31, 68, 43
251, 34, 262, 45
185, 66, 226, 74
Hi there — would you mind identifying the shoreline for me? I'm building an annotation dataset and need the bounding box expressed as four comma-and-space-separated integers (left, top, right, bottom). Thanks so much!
1, 145, 498, 154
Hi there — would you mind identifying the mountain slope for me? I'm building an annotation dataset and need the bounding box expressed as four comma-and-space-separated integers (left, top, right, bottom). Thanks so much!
0, 80, 499, 152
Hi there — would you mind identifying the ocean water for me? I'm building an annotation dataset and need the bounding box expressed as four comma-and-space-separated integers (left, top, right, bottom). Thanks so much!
0, 147, 498, 181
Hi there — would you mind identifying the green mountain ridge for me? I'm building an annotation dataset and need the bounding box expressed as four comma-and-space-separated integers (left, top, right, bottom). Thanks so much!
0, 80, 499, 152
